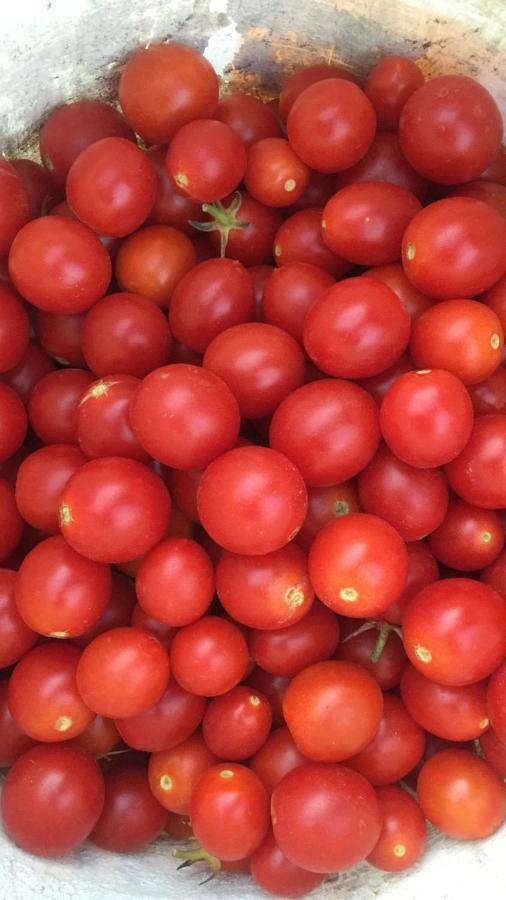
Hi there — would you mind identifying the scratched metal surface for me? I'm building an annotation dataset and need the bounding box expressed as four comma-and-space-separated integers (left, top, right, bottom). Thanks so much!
0, 1, 505, 897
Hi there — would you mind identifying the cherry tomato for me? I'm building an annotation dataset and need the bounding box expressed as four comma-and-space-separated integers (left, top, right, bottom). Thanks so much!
197, 446, 307, 555
468, 366, 506, 416
248, 670, 290, 727
292, 170, 336, 211
0, 159, 30, 256
147, 146, 205, 233
207, 191, 282, 266
480, 727, 506, 779
380, 369, 474, 468
296, 481, 360, 551
7, 643, 95, 742
308, 513, 408, 618
136, 537, 214, 627
34, 309, 85, 367
115, 678, 205, 754
215, 93, 280, 147
269, 379, 380, 487
9, 216, 111, 313
251, 828, 324, 899
287, 79, 376, 173
90, 762, 166, 852
273, 208, 349, 277
428, 498, 504, 571
261, 262, 334, 343
364, 56, 424, 130
381, 540, 439, 625
482, 548, 506, 600
0, 283, 29, 372
402, 578, 506, 685
115, 225, 197, 308
337, 622, 407, 691
366, 785, 426, 872
119, 43, 219, 144
10, 158, 57, 217
271, 762, 381, 873
28, 368, 94, 445
283, 660, 383, 762
445, 414, 506, 509
2, 339, 55, 403
0, 681, 34, 766
367, 263, 434, 322
148, 732, 216, 814
400, 664, 489, 741
250, 600, 340, 677
203, 322, 306, 419
245, 138, 309, 207
335, 132, 427, 199
402, 198, 506, 300
279, 63, 359, 121
166, 119, 246, 203
0, 382, 27, 463
168, 468, 202, 524
0, 569, 37, 667
75, 572, 137, 647
417, 749, 506, 839
0, 478, 24, 561
74, 715, 120, 756
248, 263, 274, 317
76, 374, 148, 460
453, 179, 506, 219
59, 457, 171, 563
1, 743, 105, 857
170, 616, 248, 697
169, 258, 255, 353
165, 813, 193, 841
481, 144, 506, 184
399, 75, 502, 184
250, 726, 309, 795
202, 685, 272, 760
130, 604, 176, 650
487, 661, 506, 744
15, 535, 111, 638
347, 693, 425, 785
131, 364, 239, 470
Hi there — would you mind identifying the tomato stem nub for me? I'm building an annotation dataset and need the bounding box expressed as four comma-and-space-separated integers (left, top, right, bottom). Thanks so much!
188, 191, 249, 257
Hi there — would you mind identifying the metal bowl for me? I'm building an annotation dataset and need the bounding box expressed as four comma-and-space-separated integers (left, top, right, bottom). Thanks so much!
0, 1, 505, 898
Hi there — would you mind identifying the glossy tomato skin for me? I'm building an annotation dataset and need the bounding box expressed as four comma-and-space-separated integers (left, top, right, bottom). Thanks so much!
366, 785, 426, 872
308, 513, 408, 618
279, 64, 360, 122
0, 478, 24, 561
15, 445, 86, 534
251, 829, 324, 899
131, 364, 240, 470
487, 661, 506, 744
287, 79, 376, 173
273, 208, 349, 277
7, 642, 95, 742
90, 762, 166, 852
74, 715, 120, 756
417, 749, 506, 839
0, 382, 28, 463
115, 679, 206, 752
453, 179, 506, 219
59, 457, 171, 563
296, 481, 360, 551
28, 368, 94, 446
402, 198, 506, 300
380, 369, 474, 468
336, 623, 407, 691
365, 56, 424, 130
335, 132, 427, 200
76, 374, 148, 461
119, 43, 219, 145
0, 569, 37, 668
0, 284, 30, 372
381, 540, 439, 624
399, 75, 502, 184
147, 146, 205, 233
367, 263, 434, 322
197, 446, 308, 556
16, 535, 111, 638
250, 726, 309, 795
9, 216, 111, 314
402, 578, 506, 686
148, 734, 216, 815
0, 159, 30, 256
481, 548, 506, 600
170, 616, 249, 697
166, 119, 247, 203
216, 93, 280, 147
191, 764, 270, 861
210, 192, 282, 267
271, 762, 381, 873
3, 339, 55, 403
245, 137, 309, 207
468, 367, 506, 416
358, 445, 448, 541
283, 660, 384, 762
136, 537, 214, 627
74, 572, 136, 647
480, 727, 506, 779
250, 600, 340, 678
269, 379, 380, 487
400, 664, 489, 741
0, 681, 34, 767
261, 262, 334, 343
428, 498, 504, 571
202, 685, 272, 760
346, 693, 425, 785
115, 225, 197, 308
445, 415, 506, 509
1, 743, 105, 856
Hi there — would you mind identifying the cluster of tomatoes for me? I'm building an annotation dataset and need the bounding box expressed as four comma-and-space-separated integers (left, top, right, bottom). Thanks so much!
1, 40, 506, 899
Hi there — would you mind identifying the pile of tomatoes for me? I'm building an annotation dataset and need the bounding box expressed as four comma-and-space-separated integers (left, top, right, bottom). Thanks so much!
1, 39, 506, 899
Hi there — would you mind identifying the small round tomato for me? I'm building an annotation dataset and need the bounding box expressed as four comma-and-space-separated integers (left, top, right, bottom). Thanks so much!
28, 368, 94, 446
136, 537, 214, 627
279, 63, 359, 121
273, 208, 349, 277
245, 138, 309, 207
482, 548, 506, 600
191, 764, 270, 861
0, 284, 29, 373
367, 262, 434, 322
322, 182, 421, 266
428, 498, 504, 571
7, 643, 95, 742
206, 191, 282, 266
248, 670, 289, 727
170, 616, 248, 697
59, 457, 171, 564
381, 540, 439, 624
283, 660, 383, 762
480, 727, 506, 779
74, 573, 136, 647
308, 513, 408, 618
453, 179, 506, 219
34, 309, 85, 367
197, 446, 308, 556
119, 43, 219, 145
215, 93, 280, 147
487, 661, 506, 744
380, 369, 474, 468
261, 262, 334, 343
400, 664, 489, 741
0, 569, 37, 668
250, 601, 340, 677
296, 481, 360, 551
417, 749, 506, 839
287, 79, 376, 173
166, 119, 246, 203
0, 478, 24, 561
402, 578, 506, 685
115, 679, 206, 752
0, 159, 30, 256
250, 727, 309, 795
74, 715, 120, 756
1, 743, 105, 857
468, 367, 506, 416
337, 622, 407, 691
202, 686, 272, 760
0, 382, 27, 463
365, 56, 424, 130
402, 198, 506, 300
2, 339, 55, 404
147, 146, 205, 233
76, 375, 148, 461
131, 364, 240, 470
269, 379, 380, 487
399, 75, 502, 184
367, 785, 426, 872
90, 762, 166, 852
347, 694, 425, 785
0, 681, 34, 767
271, 762, 381, 873
148, 733, 216, 814
115, 224, 196, 308
445, 414, 506, 509
251, 829, 324, 899
8, 216, 111, 313
335, 132, 428, 200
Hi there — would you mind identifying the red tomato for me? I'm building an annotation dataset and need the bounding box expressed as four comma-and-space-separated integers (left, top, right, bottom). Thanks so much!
168, 468, 202, 523
1, 743, 105, 857
136, 537, 214, 626
130, 604, 176, 650
249, 601, 340, 678
8, 216, 111, 313
0, 160, 30, 256
428, 498, 504, 571
202, 685, 272, 760
380, 369, 474, 468
269, 379, 380, 487
261, 262, 334, 343
481, 144, 506, 185
482, 548, 506, 600
468, 367, 506, 416
131, 364, 240, 470
115, 225, 197, 308
347, 693, 425, 785
119, 43, 219, 144
273, 208, 349, 277
296, 481, 360, 551
400, 664, 489, 741
191, 764, 270, 861
148, 733, 217, 814
399, 75, 502, 184
34, 309, 85, 367
0, 284, 29, 372
248, 263, 274, 317
287, 79, 376, 173
304, 277, 410, 379
283, 660, 383, 762
248, 670, 290, 727
251, 829, 324, 898
2, 339, 55, 403
366, 785, 426, 872
453, 180, 506, 219
28, 368, 94, 445
59, 457, 171, 563
75, 573, 136, 647
215, 93, 280, 147
169, 258, 255, 353
0, 382, 27, 463
402, 198, 506, 300
335, 132, 428, 199
166, 119, 246, 203
0, 478, 24, 561
480, 727, 506, 779
381, 540, 439, 625
417, 749, 506, 839
170, 615, 248, 697
279, 63, 359, 121
402, 578, 506, 685
336, 622, 407, 691
76, 374, 148, 460
197, 446, 307, 556
74, 715, 120, 756
165, 813, 193, 841
207, 191, 282, 266
0, 569, 37, 667
245, 138, 309, 207
147, 146, 205, 233
115, 679, 206, 752
487, 661, 506, 744
445, 414, 506, 509
250, 727, 309, 795
271, 762, 381, 873
90, 762, 166, 852
308, 513, 408, 618
367, 263, 434, 322
365, 56, 424, 130
0, 681, 34, 767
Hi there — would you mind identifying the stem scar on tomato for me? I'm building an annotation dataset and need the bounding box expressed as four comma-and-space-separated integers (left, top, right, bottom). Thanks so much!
189, 191, 249, 257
